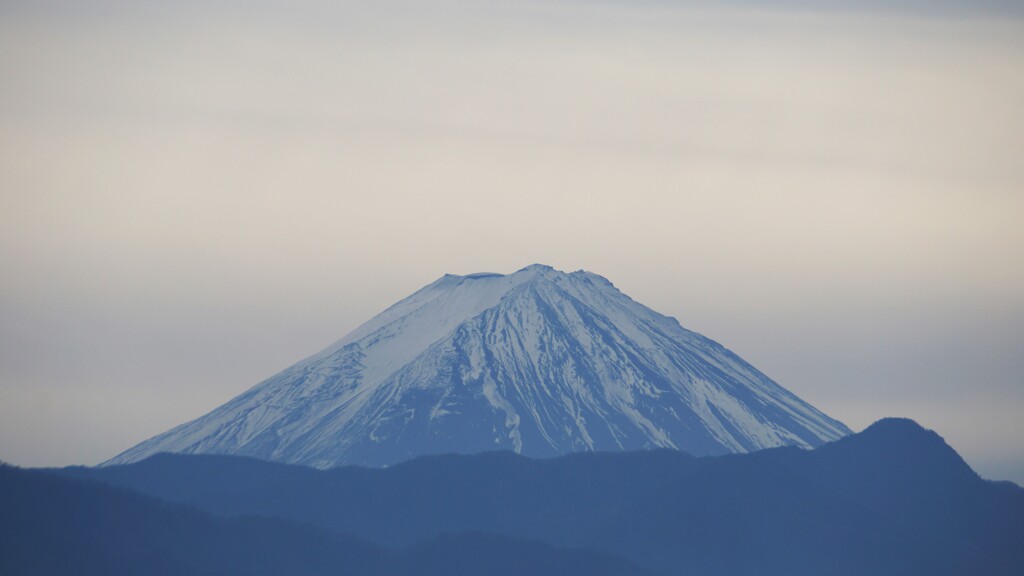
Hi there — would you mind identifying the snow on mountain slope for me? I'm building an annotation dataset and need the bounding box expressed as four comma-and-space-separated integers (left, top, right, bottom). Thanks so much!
106, 264, 850, 468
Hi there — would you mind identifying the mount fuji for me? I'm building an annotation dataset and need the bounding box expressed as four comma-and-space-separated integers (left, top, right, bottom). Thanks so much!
107, 264, 850, 468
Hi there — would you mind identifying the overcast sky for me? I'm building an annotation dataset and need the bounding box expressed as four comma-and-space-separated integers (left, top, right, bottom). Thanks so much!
1, 0, 1022, 483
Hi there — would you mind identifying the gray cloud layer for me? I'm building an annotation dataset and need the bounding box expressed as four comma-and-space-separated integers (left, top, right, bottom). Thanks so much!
1, 0, 1022, 482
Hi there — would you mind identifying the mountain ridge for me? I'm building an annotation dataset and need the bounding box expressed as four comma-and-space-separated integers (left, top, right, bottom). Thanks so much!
64, 419, 1024, 576
0, 464, 654, 576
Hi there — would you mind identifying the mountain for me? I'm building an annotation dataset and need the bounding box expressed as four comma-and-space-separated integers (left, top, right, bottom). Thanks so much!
0, 462, 388, 576
64, 419, 1024, 576
0, 464, 652, 576
107, 264, 850, 468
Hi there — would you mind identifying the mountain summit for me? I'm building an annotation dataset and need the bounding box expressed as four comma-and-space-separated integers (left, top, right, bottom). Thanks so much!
108, 264, 850, 467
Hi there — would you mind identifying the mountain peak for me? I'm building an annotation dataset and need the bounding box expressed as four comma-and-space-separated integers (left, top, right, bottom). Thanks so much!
441, 265, 613, 290
516, 263, 557, 273
853, 418, 953, 453
818, 417, 979, 485
107, 267, 850, 468
861, 417, 931, 437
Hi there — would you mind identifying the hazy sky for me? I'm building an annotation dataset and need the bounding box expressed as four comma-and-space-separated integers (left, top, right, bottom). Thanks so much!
1, 0, 1022, 483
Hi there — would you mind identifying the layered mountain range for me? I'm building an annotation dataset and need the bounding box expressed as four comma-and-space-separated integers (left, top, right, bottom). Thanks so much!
46, 420, 1024, 576
8, 266, 1020, 575
108, 264, 849, 468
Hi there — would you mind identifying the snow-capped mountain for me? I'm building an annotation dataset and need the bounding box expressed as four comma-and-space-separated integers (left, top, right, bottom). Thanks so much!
107, 264, 850, 468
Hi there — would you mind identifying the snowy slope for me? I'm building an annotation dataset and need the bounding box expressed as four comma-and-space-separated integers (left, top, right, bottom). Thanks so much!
107, 265, 850, 468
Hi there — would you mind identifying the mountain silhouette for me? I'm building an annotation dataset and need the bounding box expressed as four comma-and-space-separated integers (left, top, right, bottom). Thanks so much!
0, 465, 651, 576
64, 419, 1023, 575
